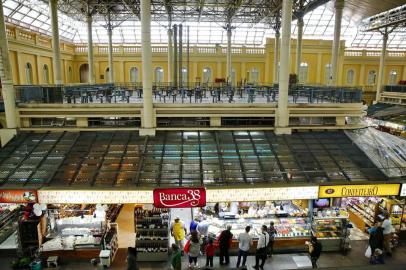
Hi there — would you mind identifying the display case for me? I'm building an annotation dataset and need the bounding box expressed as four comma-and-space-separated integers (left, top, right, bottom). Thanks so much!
134, 208, 169, 262
312, 217, 348, 251
0, 207, 19, 245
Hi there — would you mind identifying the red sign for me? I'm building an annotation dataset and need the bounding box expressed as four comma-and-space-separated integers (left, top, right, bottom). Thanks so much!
0, 190, 38, 203
153, 188, 206, 208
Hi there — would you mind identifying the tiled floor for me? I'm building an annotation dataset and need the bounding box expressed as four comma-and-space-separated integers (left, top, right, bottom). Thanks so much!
1, 240, 405, 270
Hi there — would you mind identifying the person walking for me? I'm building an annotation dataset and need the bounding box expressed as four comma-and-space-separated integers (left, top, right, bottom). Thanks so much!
369, 222, 384, 255
267, 221, 277, 257
126, 247, 139, 270
171, 244, 182, 270
205, 238, 216, 268
197, 218, 211, 253
381, 213, 392, 256
308, 236, 322, 268
218, 225, 233, 265
252, 225, 269, 270
171, 216, 187, 255
236, 225, 252, 268
185, 231, 202, 268
190, 217, 199, 233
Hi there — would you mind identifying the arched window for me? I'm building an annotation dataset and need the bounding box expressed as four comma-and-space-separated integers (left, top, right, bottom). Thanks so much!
346, 69, 355, 85
25, 63, 33, 84
43, 64, 49, 84
79, 63, 89, 83
130, 67, 138, 83
105, 68, 110, 82
389, 70, 397, 85
68, 67, 72, 83
250, 68, 259, 84
231, 68, 236, 86
154, 67, 164, 83
367, 70, 377, 85
299, 62, 308, 83
181, 67, 188, 84
202, 67, 211, 83
325, 64, 332, 84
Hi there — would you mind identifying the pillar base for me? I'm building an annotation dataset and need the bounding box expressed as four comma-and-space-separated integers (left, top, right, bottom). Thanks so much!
274, 127, 292, 135
0, 128, 17, 147
139, 128, 156, 137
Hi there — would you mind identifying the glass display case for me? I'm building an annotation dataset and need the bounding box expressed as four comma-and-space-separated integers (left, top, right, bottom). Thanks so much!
312, 217, 348, 251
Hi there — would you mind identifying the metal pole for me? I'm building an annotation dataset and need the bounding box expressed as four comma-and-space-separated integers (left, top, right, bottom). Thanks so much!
330, 0, 344, 86
49, 0, 62, 84
187, 25, 190, 88
376, 30, 388, 102
167, 27, 173, 83
0, 0, 17, 128
276, 0, 293, 130
141, 0, 153, 129
226, 24, 232, 83
87, 11, 95, 83
107, 12, 114, 83
173, 25, 178, 88
178, 24, 183, 88
295, 16, 304, 80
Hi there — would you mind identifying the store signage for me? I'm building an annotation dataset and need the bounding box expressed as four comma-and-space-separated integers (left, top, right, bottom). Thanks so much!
400, 184, 406, 197
0, 190, 38, 203
319, 184, 400, 198
153, 188, 206, 208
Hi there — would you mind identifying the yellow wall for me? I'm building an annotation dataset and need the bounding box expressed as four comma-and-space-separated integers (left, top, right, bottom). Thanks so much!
4, 25, 406, 92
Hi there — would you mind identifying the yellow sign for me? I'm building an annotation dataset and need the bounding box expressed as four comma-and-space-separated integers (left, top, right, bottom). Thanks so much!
319, 184, 400, 198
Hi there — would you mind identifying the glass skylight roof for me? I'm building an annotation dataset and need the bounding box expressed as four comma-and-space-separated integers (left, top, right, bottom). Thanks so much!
2, 0, 406, 49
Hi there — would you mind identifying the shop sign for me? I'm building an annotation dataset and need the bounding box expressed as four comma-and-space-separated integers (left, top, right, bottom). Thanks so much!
0, 190, 37, 203
400, 184, 406, 197
319, 184, 400, 198
153, 188, 206, 208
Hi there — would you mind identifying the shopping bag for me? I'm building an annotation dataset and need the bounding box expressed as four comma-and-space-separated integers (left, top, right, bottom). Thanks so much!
184, 239, 190, 253
365, 245, 371, 258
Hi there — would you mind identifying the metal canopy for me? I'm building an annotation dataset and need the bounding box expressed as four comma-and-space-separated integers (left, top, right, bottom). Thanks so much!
0, 130, 388, 189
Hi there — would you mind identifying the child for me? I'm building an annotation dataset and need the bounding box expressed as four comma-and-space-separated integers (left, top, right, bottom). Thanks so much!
205, 238, 215, 268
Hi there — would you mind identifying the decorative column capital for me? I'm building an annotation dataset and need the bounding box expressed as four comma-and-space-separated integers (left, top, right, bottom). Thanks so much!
335, 0, 345, 10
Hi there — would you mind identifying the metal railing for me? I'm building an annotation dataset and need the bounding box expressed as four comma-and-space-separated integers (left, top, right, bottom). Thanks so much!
383, 85, 406, 93
14, 83, 362, 105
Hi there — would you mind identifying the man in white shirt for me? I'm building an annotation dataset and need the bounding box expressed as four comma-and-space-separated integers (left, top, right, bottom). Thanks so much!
253, 225, 269, 270
236, 226, 252, 268
381, 213, 392, 256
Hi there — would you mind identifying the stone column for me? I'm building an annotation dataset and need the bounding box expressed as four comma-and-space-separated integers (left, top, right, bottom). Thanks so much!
0, 0, 17, 129
330, 0, 344, 86
140, 0, 154, 135
167, 28, 173, 83
49, 0, 62, 84
107, 23, 114, 83
376, 31, 388, 102
295, 16, 304, 79
226, 24, 232, 83
87, 12, 95, 83
273, 31, 280, 84
359, 64, 365, 86
275, 0, 293, 134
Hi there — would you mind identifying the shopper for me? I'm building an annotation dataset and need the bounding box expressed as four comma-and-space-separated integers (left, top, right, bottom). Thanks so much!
126, 247, 139, 270
190, 217, 199, 233
267, 221, 277, 257
236, 225, 252, 268
381, 213, 392, 256
197, 218, 211, 253
308, 236, 322, 268
185, 231, 202, 268
171, 216, 187, 255
218, 224, 233, 265
171, 244, 182, 270
369, 222, 384, 255
252, 225, 269, 270
205, 238, 216, 268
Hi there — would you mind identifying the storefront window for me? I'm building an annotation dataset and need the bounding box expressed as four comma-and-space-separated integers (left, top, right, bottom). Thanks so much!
68, 66, 72, 83
105, 68, 110, 82
250, 68, 259, 84
155, 67, 164, 83
325, 64, 332, 84
43, 64, 49, 84
25, 63, 33, 84
231, 68, 236, 86
389, 70, 397, 85
181, 67, 188, 84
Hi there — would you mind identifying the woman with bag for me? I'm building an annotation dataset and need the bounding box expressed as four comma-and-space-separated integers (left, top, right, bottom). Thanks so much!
184, 231, 202, 268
